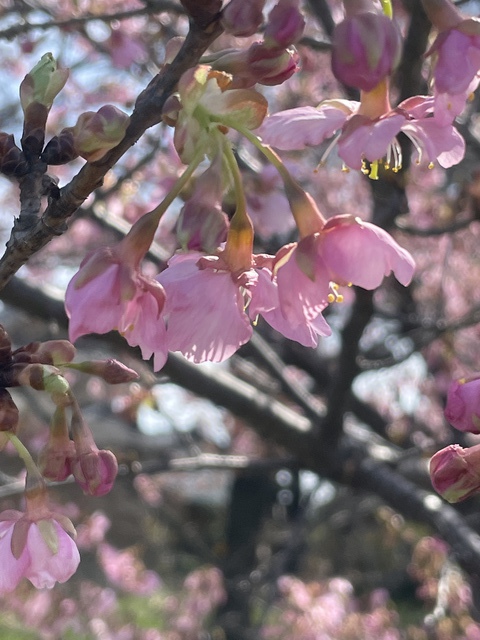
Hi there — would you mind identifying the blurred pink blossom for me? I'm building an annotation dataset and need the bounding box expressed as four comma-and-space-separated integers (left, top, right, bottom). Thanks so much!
444, 375, 480, 433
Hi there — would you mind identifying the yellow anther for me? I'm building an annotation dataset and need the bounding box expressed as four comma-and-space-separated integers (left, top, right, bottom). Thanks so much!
369, 161, 379, 180
428, 162, 434, 169
336, 294, 344, 303
327, 293, 335, 303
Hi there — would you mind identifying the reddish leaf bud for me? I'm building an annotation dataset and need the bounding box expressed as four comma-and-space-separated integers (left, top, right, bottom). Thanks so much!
0, 133, 28, 177
42, 129, 79, 165
0, 389, 19, 434
430, 443, 480, 503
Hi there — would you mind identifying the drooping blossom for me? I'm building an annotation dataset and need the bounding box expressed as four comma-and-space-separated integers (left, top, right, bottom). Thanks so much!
271, 215, 415, 333
430, 443, 480, 503
259, 86, 465, 174
262, 174, 415, 332
0, 482, 80, 592
444, 375, 480, 434
65, 211, 168, 372
157, 251, 257, 363
422, 0, 480, 124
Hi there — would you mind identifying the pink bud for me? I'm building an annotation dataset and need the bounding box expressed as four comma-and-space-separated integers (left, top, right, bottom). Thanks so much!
445, 375, 480, 434
222, 0, 266, 37
264, 0, 305, 48
71, 105, 130, 162
67, 359, 139, 384
430, 443, 480, 503
71, 448, 118, 496
331, 12, 402, 91
246, 43, 299, 85
39, 441, 75, 482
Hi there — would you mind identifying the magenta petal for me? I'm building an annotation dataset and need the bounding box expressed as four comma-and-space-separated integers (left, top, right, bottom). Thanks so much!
321, 216, 415, 289
258, 105, 351, 150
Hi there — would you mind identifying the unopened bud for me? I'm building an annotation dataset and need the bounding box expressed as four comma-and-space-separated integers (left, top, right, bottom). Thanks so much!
33, 340, 77, 366
71, 448, 118, 496
71, 105, 130, 162
66, 359, 139, 384
247, 43, 299, 85
430, 443, 480, 502
331, 12, 402, 91
264, 0, 305, 48
42, 129, 79, 165
17, 363, 70, 397
222, 0, 266, 37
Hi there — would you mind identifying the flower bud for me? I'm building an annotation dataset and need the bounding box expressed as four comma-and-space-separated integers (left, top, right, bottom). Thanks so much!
444, 375, 480, 434
66, 359, 139, 384
264, 0, 305, 48
331, 12, 403, 92
42, 129, 79, 165
16, 363, 71, 399
177, 156, 229, 252
71, 448, 118, 496
246, 43, 299, 85
430, 443, 480, 503
222, 0, 266, 37
71, 105, 130, 162
20, 53, 69, 113
29, 340, 77, 365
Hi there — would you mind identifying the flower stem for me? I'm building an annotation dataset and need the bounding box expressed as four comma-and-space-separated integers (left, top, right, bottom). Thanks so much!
8, 434, 46, 489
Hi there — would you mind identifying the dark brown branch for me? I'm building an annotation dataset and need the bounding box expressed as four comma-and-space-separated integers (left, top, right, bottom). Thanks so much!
0, 16, 223, 291
0, 1, 185, 41
3, 276, 480, 580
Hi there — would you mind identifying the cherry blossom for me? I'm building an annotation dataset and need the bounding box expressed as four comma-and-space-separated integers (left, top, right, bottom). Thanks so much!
0, 508, 79, 592
444, 375, 480, 434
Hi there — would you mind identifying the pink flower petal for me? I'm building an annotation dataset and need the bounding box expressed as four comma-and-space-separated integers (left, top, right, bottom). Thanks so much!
320, 215, 415, 289
258, 104, 353, 150
26, 522, 80, 589
337, 113, 404, 169
158, 254, 253, 363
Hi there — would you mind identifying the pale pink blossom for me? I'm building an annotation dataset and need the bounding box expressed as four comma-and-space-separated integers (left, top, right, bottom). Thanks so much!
0, 509, 80, 592
66, 247, 168, 371
259, 95, 465, 171
272, 215, 415, 329
249, 259, 331, 347
157, 252, 255, 363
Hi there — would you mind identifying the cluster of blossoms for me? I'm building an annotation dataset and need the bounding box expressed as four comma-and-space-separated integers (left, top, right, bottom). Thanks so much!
4, 0, 480, 595
0, 325, 138, 592
65, 0, 418, 370
258, 0, 474, 177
